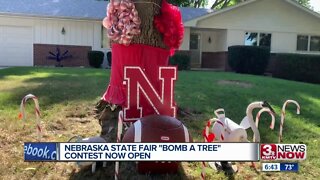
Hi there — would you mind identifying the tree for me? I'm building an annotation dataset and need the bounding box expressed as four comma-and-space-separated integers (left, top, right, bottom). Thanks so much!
295, 0, 311, 9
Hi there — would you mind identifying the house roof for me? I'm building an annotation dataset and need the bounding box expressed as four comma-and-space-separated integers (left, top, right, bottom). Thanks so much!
0, 0, 212, 21
185, 0, 320, 26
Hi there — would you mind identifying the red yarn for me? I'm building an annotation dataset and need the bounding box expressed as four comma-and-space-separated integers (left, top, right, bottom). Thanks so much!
202, 129, 215, 142
154, 0, 184, 55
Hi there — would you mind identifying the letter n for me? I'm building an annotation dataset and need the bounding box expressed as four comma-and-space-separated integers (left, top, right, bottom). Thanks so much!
124, 66, 177, 121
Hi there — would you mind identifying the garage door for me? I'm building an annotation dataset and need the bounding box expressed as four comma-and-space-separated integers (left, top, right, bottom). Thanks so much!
0, 26, 33, 66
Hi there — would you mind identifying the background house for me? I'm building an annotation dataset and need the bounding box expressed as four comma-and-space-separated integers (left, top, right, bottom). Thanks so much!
0, 0, 319, 71
180, 0, 320, 71
0, 0, 209, 67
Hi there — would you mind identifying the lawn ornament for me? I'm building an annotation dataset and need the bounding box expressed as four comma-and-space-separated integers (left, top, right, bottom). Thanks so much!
19, 94, 42, 141
279, 100, 300, 143
212, 108, 248, 142
68, 136, 107, 173
121, 114, 192, 174
47, 46, 72, 67
201, 118, 217, 179
203, 101, 275, 175
253, 108, 275, 142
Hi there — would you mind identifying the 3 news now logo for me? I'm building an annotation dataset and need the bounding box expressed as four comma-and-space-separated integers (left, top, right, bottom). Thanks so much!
260, 144, 307, 160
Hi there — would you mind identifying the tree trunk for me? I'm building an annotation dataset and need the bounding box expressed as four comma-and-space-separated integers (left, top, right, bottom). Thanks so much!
130, 0, 167, 49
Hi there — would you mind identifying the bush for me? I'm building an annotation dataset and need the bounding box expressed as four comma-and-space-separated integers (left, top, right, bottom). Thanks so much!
169, 54, 191, 70
228, 46, 270, 75
106, 51, 112, 67
88, 51, 104, 68
273, 53, 320, 84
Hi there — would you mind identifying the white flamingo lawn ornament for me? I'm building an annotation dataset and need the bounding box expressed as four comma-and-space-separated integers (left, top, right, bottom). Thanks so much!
279, 100, 300, 143
19, 94, 42, 141
205, 101, 275, 174
253, 108, 276, 142
212, 102, 274, 143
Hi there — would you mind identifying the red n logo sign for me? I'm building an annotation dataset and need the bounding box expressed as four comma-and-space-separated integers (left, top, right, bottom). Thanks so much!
124, 66, 177, 121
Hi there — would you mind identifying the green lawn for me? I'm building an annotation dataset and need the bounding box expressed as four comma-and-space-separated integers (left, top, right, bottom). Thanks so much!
0, 67, 319, 179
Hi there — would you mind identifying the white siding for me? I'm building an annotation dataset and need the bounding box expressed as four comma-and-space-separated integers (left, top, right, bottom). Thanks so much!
197, 0, 320, 34
0, 15, 102, 49
180, 27, 190, 50
188, 29, 228, 52
227, 29, 245, 47
33, 19, 96, 46
271, 32, 297, 53
192, 0, 320, 54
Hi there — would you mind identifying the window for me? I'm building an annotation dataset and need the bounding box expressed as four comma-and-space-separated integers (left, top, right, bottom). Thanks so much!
190, 34, 199, 50
245, 32, 258, 46
310, 36, 320, 51
259, 33, 271, 48
297, 35, 320, 52
101, 26, 108, 48
245, 32, 271, 48
297, 35, 308, 51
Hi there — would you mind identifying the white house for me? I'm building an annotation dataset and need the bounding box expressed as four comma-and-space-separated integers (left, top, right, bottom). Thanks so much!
0, 0, 209, 67
181, 0, 320, 70
0, 0, 319, 70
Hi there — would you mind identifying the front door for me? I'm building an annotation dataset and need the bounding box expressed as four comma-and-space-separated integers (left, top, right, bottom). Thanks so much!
189, 33, 201, 68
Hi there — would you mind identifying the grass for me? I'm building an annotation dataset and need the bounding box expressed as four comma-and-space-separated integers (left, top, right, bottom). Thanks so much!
0, 67, 319, 179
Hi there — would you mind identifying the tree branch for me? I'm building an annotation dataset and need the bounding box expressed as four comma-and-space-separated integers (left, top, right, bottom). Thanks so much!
221, 0, 232, 8
211, 0, 226, 9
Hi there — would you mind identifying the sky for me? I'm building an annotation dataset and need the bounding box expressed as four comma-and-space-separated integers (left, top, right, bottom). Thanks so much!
206, 0, 320, 12
310, 0, 320, 12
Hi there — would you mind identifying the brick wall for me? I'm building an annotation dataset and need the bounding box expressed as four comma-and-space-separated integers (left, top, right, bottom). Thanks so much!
34, 44, 92, 67
201, 51, 229, 70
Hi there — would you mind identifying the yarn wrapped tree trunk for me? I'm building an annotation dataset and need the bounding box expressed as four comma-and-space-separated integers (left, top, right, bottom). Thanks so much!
96, 0, 184, 140
131, 0, 166, 48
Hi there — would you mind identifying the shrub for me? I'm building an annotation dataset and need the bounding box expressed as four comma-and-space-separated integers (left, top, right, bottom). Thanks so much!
106, 51, 112, 67
228, 46, 270, 75
169, 54, 191, 70
88, 51, 104, 68
273, 53, 320, 84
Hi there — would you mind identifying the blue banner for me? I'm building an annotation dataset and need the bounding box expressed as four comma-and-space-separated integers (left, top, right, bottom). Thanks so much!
280, 163, 299, 172
24, 142, 57, 161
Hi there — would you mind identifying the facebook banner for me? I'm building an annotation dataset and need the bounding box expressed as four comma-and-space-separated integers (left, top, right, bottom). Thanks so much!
24, 142, 57, 161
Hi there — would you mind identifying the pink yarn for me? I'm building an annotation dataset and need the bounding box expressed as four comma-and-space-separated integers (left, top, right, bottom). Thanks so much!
102, 0, 141, 45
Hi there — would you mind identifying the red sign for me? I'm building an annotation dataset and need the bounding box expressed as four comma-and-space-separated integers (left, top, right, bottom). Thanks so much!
123, 66, 177, 121
261, 144, 306, 161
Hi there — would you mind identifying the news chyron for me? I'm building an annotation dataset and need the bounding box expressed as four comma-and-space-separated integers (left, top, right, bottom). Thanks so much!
260, 144, 307, 161
260, 144, 306, 172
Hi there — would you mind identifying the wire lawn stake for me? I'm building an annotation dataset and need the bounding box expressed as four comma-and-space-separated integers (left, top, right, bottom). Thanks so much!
253, 108, 276, 142
279, 100, 300, 143
114, 110, 131, 180
19, 94, 42, 142
201, 118, 217, 180
250, 107, 275, 169
115, 110, 124, 180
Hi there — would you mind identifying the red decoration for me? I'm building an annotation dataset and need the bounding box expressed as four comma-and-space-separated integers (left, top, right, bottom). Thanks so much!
202, 129, 215, 142
102, 44, 171, 106
154, 0, 184, 55
123, 66, 177, 121
103, 0, 141, 45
